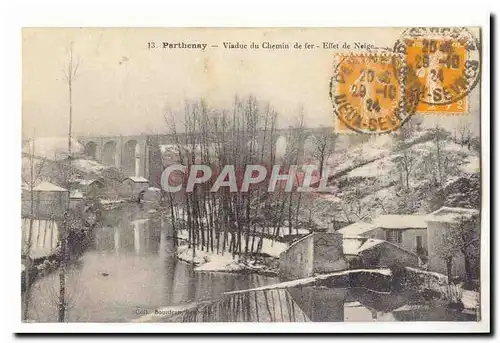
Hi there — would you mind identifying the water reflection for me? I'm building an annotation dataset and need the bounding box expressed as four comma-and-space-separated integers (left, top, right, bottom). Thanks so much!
26, 204, 278, 322
26, 204, 476, 323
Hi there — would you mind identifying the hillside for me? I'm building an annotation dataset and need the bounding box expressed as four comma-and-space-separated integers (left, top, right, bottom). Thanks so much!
301, 127, 480, 228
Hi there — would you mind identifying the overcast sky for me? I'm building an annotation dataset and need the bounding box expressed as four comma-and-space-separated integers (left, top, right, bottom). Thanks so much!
22, 28, 481, 138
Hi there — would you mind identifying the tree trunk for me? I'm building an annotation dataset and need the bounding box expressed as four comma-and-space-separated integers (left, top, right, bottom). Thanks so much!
463, 252, 473, 287
319, 156, 325, 181
445, 256, 453, 284
58, 236, 67, 322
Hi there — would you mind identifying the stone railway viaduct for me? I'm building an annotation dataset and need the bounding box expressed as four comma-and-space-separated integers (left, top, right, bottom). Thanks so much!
77, 128, 331, 187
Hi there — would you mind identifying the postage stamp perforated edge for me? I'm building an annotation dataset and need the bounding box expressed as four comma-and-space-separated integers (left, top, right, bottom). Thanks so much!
395, 27, 480, 114
330, 51, 410, 135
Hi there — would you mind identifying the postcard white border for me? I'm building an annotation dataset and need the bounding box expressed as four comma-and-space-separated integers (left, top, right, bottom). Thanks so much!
3, 0, 492, 335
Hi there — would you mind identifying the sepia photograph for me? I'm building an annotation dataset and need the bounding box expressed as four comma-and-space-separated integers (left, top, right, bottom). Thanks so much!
16, 23, 490, 333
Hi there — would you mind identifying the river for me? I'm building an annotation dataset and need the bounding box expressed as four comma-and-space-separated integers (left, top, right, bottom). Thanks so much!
25, 204, 476, 323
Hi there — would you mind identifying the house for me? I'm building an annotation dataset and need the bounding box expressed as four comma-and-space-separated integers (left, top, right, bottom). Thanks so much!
331, 214, 428, 256
121, 176, 150, 200
425, 207, 480, 279
371, 215, 428, 256
21, 181, 69, 219
79, 178, 105, 197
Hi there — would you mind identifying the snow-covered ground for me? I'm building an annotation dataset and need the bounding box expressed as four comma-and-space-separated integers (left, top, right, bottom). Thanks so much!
176, 229, 287, 273
23, 137, 84, 160
347, 156, 394, 179
100, 199, 126, 205
73, 159, 108, 174
308, 128, 481, 226
177, 245, 251, 273
333, 135, 393, 173
460, 156, 480, 174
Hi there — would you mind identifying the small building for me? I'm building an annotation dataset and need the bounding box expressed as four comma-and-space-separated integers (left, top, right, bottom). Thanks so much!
21, 181, 69, 219
344, 237, 419, 268
426, 207, 480, 279
332, 214, 428, 256
371, 215, 428, 256
279, 232, 348, 280
79, 178, 105, 198
121, 176, 149, 200
343, 236, 419, 268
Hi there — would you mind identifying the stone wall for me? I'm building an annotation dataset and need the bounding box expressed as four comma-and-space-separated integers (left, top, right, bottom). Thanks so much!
279, 232, 347, 281
279, 234, 314, 281
313, 232, 348, 273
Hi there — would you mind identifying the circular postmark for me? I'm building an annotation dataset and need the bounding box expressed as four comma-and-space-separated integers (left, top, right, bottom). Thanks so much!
394, 27, 481, 107
329, 52, 414, 134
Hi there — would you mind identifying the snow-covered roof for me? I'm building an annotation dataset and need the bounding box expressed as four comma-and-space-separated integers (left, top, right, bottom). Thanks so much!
32, 181, 67, 192
372, 214, 428, 229
343, 236, 384, 255
356, 238, 384, 253
427, 206, 479, 223
79, 179, 104, 186
342, 237, 366, 255
342, 236, 416, 256
124, 176, 149, 183
337, 221, 377, 236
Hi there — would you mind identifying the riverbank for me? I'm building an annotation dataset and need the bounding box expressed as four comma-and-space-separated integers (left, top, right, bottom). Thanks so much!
177, 244, 281, 276
175, 229, 287, 275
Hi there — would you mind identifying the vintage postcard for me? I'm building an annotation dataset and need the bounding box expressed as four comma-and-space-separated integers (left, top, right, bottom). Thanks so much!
20, 27, 488, 332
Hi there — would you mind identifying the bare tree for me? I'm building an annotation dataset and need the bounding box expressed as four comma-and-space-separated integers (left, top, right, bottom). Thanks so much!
432, 124, 448, 187
58, 42, 80, 322
339, 188, 369, 223
458, 121, 472, 149
310, 128, 337, 179
434, 215, 479, 285
26, 266, 85, 322
162, 96, 294, 260
395, 147, 417, 189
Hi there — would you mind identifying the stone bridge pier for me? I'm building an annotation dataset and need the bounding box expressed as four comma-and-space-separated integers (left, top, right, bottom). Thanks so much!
77, 135, 151, 178
77, 127, 333, 183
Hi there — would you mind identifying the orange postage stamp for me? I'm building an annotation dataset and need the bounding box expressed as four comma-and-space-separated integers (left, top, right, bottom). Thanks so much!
394, 27, 481, 115
330, 52, 416, 134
